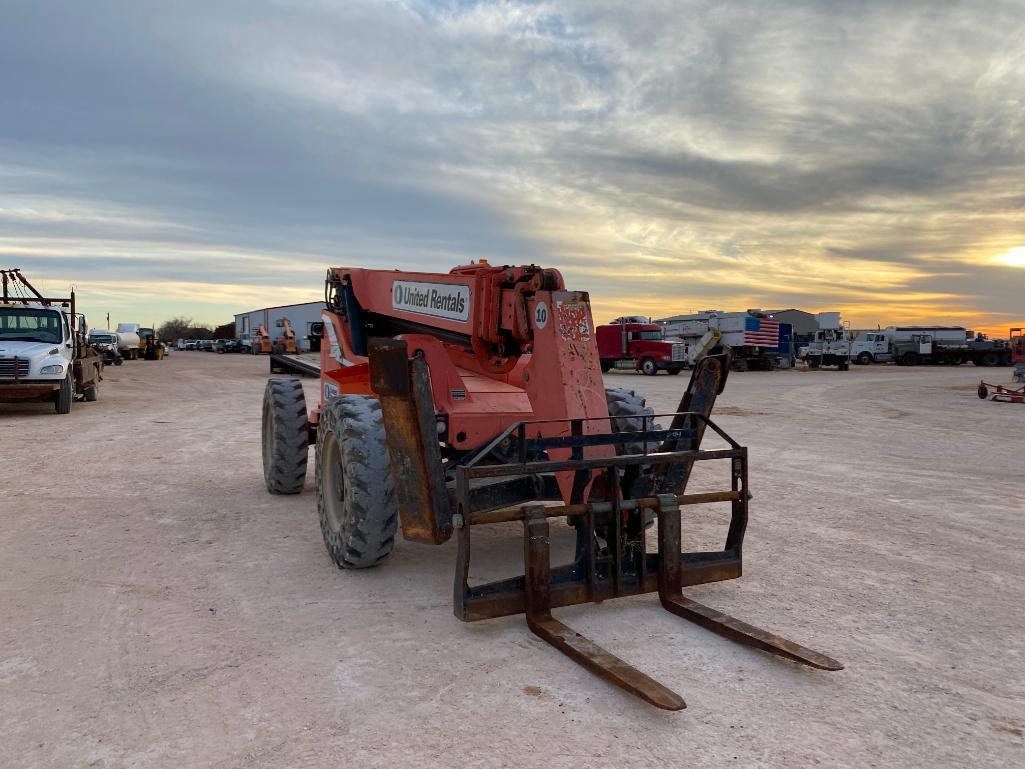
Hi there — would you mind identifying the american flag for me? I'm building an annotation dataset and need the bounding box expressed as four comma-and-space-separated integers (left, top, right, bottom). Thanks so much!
743, 315, 780, 346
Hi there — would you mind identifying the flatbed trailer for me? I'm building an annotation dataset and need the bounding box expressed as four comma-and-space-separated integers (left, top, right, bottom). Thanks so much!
269, 352, 320, 377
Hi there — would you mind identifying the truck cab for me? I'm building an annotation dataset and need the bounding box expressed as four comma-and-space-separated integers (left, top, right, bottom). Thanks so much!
0, 299, 102, 413
851, 331, 892, 364
596, 319, 686, 375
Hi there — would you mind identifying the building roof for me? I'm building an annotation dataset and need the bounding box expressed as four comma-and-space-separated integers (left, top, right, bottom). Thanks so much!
234, 300, 322, 319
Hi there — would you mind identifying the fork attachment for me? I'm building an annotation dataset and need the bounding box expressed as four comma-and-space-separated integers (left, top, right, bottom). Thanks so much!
453, 356, 842, 710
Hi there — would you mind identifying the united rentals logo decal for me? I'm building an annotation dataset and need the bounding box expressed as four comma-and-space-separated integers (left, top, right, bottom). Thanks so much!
392, 281, 470, 322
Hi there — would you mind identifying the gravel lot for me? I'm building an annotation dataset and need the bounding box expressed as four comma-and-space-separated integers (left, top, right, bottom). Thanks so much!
1, 352, 1022, 768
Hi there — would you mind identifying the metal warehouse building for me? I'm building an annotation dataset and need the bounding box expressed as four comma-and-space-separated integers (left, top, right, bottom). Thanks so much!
234, 300, 323, 353
764, 309, 819, 336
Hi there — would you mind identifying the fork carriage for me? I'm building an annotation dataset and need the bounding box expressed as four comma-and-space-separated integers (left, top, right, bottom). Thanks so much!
371, 342, 842, 710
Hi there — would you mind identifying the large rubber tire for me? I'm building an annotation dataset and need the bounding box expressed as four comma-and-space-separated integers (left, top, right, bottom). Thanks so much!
262, 378, 309, 494
856, 352, 873, 365
55, 373, 72, 414
83, 378, 98, 402
316, 396, 397, 569
982, 352, 1000, 367
600, 360, 612, 373
902, 352, 919, 366
640, 357, 658, 376
604, 387, 662, 524
605, 387, 662, 458
667, 367, 682, 375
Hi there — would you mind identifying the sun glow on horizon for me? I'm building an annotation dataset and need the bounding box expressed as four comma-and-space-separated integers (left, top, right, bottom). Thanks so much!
993, 247, 1025, 268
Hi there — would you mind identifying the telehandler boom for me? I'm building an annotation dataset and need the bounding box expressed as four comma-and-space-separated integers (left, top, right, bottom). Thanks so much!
261, 262, 841, 709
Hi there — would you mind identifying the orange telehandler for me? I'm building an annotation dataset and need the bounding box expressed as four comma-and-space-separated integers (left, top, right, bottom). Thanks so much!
272, 318, 297, 354
260, 262, 841, 710
251, 324, 272, 354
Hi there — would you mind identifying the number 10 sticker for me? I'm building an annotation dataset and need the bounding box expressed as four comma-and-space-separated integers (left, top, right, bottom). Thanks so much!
534, 301, 549, 329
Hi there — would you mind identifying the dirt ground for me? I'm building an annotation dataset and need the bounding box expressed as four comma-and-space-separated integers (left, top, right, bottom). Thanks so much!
1, 352, 1022, 768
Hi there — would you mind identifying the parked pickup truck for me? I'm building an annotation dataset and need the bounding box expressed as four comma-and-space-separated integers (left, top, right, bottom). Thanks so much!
0, 271, 103, 414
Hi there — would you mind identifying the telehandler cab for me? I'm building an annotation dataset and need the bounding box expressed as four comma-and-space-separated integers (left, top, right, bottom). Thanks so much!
261, 262, 841, 710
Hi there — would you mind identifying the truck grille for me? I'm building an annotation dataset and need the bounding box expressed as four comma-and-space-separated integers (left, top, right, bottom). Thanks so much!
0, 357, 30, 380
671, 344, 686, 362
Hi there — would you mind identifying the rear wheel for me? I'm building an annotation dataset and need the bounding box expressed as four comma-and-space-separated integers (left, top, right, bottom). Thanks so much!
640, 357, 658, 376
666, 367, 682, 375
55, 374, 72, 414
600, 359, 612, 373
982, 352, 1000, 367
262, 378, 310, 494
316, 396, 397, 569
901, 352, 919, 366
83, 377, 98, 402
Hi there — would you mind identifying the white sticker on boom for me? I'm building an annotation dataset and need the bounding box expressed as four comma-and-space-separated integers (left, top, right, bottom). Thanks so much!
534, 301, 549, 329
392, 281, 470, 322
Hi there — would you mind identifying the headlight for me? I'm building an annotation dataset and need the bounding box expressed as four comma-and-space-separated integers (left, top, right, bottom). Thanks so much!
40, 364, 65, 375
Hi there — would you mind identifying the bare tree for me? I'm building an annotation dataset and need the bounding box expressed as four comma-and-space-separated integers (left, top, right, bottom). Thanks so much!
212, 321, 236, 339
158, 316, 194, 341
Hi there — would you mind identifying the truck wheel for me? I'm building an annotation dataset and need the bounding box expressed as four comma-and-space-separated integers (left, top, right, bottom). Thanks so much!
982, 352, 1000, 367
83, 379, 99, 402
600, 360, 612, 373
640, 357, 658, 376
808, 357, 820, 369
839, 362, 849, 371
262, 378, 310, 494
856, 352, 873, 365
666, 367, 682, 375
55, 374, 72, 414
901, 352, 919, 366
316, 396, 397, 569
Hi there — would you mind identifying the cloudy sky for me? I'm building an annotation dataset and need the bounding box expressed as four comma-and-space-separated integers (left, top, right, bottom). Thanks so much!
2, 0, 1023, 333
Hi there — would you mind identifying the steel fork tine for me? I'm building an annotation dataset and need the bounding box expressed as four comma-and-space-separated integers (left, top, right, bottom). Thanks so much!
523, 508, 686, 711
655, 494, 843, 672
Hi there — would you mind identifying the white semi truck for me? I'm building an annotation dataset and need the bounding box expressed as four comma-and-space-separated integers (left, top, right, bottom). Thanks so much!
0, 269, 103, 413
850, 326, 971, 365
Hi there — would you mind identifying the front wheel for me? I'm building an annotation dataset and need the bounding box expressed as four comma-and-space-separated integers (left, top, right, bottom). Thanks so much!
55, 374, 72, 414
316, 396, 398, 569
640, 357, 658, 376
856, 352, 873, 365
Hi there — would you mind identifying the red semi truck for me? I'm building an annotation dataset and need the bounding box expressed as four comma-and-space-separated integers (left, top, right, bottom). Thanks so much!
596, 317, 686, 375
